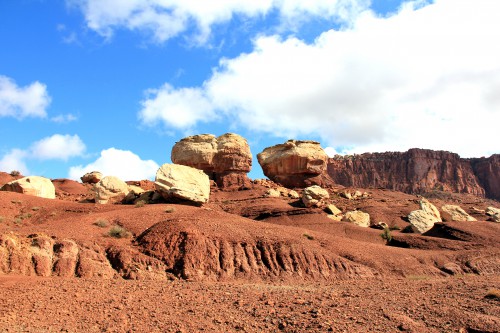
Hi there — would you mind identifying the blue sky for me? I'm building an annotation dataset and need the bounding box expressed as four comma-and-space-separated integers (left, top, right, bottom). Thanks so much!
1, 0, 499, 181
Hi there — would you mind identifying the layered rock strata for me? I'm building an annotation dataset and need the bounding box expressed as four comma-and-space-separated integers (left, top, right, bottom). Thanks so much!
328, 148, 500, 200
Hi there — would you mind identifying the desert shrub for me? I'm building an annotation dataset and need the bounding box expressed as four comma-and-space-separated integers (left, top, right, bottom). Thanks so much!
303, 233, 315, 240
93, 219, 109, 228
10, 170, 21, 177
108, 225, 131, 238
135, 200, 146, 208
380, 227, 392, 243
389, 224, 401, 231
165, 207, 176, 213
485, 289, 500, 300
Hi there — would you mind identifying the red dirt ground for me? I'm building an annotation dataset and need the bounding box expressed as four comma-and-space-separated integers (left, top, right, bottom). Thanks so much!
0, 173, 499, 332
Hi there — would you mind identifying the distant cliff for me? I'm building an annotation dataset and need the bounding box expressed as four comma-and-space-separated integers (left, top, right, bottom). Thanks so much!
327, 148, 500, 200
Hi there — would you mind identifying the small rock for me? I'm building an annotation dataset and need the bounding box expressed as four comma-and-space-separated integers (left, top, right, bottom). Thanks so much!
302, 185, 330, 208
343, 210, 370, 227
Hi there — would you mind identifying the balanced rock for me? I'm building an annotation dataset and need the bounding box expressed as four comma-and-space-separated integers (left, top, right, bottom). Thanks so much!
343, 210, 370, 227
441, 205, 476, 221
171, 133, 252, 190
81, 171, 103, 184
302, 185, 329, 208
155, 164, 210, 204
408, 198, 442, 233
257, 140, 333, 188
1, 176, 55, 199
94, 176, 130, 204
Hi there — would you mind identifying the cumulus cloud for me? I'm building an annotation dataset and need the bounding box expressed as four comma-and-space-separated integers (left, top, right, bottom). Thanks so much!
0, 134, 86, 175
68, 148, 159, 181
0, 75, 51, 119
30, 134, 86, 161
139, 0, 500, 158
0, 149, 29, 175
68, 0, 369, 43
51, 113, 78, 123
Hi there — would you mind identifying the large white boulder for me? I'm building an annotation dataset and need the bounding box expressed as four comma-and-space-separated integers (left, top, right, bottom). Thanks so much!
441, 205, 476, 221
1, 176, 55, 199
155, 164, 210, 204
94, 176, 130, 204
408, 197, 442, 233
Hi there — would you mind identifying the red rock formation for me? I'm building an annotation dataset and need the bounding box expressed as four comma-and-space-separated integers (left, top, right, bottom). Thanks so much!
327, 148, 495, 198
470, 154, 500, 200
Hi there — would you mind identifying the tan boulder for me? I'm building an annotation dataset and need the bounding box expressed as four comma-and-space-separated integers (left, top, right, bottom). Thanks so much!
155, 164, 210, 204
288, 190, 300, 199
94, 176, 130, 204
326, 204, 342, 216
327, 214, 343, 221
257, 140, 332, 188
80, 171, 103, 184
171, 134, 217, 175
1, 176, 55, 199
264, 188, 282, 198
343, 210, 370, 227
420, 197, 442, 221
408, 210, 440, 234
171, 133, 252, 189
441, 205, 477, 221
486, 207, 500, 223
302, 185, 329, 208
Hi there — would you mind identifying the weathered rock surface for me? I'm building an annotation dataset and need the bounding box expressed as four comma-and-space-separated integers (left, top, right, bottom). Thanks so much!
80, 171, 103, 184
408, 198, 442, 233
343, 210, 370, 227
486, 206, 500, 223
441, 205, 476, 222
171, 133, 252, 190
94, 176, 130, 204
1, 176, 55, 199
328, 149, 500, 200
257, 140, 334, 188
155, 164, 210, 204
302, 185, 330, 208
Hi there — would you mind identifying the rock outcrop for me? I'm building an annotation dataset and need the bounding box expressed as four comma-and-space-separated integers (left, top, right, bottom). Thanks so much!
155, 164, 210, 204
171, 133, 252, 190
81, 171, 103, 184
257, 140, 334, 188
328, 149, 500, 200
1, 176, 55, 199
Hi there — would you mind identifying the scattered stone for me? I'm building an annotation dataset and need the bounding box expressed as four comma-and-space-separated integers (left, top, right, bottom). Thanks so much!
471, 207, 486, 214
327, 214, 343, 222
441, 262, 463, 275
288, 190, 299, 199
1, 176, 56, 199
94, 176, 130, 204
486, 207, 500, 216
325, 204, 342, 216
80, 171, 103, 184
265, 188, 282, 198
441, 205, 477, 221
302, 185, 330, 208
155, 164, 210, 204
408, 210, 440, 234
343, 210, 370, 227
372, 222, 389, 230
340, 191, 352, 200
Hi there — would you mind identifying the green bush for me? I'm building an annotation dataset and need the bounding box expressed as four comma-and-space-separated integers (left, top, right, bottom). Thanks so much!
380, 227, 392, 243
303, 233, 315, 240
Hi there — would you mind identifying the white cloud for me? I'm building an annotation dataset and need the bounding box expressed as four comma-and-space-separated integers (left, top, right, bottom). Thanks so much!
0, 149, 29, 175
51, 113, 78, 123
0, 75, 51, 119
30, 134, 86, 161
69, 0, 369, 43
68, 148, 159, 181
139, 0, 500, 158
139, 84, 215, 130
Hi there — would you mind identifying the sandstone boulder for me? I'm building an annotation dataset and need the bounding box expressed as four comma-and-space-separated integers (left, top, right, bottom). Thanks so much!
343, 210, 370, 227
80, 171, 103, 184
407, 197, 442, 233
326, 204, 342, 216
94, 176, 130, 204
302, 185, 330, 208
257, 140, 333, 188
171, 133, 252, 190
1, 176, 55, 199
486, 207, 500, 223
155, 164, 210, 204
420, 197, 442, 221
441, 205, 477, 221
264, 188, 281, 198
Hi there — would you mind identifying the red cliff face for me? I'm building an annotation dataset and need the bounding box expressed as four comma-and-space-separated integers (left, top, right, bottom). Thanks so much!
327, 148, 500, 199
